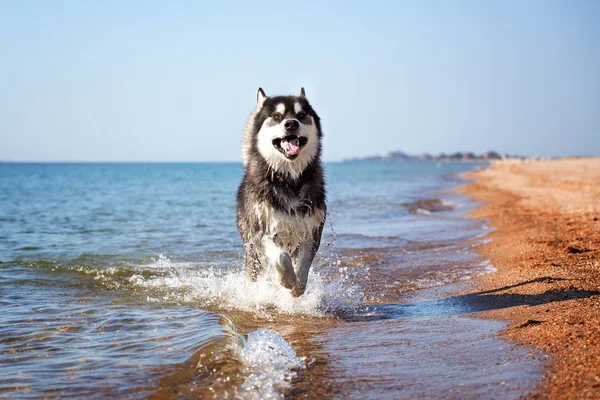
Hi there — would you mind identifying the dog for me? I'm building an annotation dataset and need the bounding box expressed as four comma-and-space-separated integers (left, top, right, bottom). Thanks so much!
236, 88, 326, 297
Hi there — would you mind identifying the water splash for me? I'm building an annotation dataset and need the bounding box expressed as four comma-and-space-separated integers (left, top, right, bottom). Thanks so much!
130, 255, 363, 318
185, 318, 306, 399
238, 328, 305, 399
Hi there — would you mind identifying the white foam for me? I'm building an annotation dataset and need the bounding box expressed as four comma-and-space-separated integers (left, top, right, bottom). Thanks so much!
409, 261, 497, 290
238, 328, 305, 399
133, 255, 362, 318
441, 199, 458, 208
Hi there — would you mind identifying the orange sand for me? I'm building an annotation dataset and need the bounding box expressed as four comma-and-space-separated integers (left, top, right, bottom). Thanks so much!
459, 158, 600, 399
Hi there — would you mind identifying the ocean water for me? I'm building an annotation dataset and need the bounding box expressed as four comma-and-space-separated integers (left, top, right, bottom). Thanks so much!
0, 162, 544, 399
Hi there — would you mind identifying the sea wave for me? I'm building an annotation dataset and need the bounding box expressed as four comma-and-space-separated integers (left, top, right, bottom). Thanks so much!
70, 254, 364, 318
238, 328, 306, 399
190, 318, 305, 399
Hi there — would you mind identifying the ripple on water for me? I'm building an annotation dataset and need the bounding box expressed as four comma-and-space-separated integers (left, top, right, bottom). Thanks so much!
0, 284, 307, 399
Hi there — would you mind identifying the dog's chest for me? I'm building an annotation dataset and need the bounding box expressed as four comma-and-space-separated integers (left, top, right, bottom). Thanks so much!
254, 202, 323, 247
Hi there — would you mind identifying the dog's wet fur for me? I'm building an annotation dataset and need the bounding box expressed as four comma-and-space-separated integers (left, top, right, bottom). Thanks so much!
236, 88, 326, 297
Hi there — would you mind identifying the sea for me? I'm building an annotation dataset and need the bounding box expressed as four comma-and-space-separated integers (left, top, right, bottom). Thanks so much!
0, 162, 545, 399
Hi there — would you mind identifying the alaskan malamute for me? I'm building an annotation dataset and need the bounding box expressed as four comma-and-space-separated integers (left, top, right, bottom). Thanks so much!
236, 88, 326, 297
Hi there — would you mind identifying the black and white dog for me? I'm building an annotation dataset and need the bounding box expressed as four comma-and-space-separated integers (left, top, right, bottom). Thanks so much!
236, 88, 326, 297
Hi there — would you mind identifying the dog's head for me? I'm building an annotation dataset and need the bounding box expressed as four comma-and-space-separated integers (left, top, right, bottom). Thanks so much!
243, 88, 322, 179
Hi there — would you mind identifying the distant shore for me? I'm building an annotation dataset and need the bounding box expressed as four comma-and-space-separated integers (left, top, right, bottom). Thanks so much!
458, 158, 600, 399
343, 150, 523, 162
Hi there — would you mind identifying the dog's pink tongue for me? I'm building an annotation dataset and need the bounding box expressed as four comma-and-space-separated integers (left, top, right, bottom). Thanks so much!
282, 138, 300, 156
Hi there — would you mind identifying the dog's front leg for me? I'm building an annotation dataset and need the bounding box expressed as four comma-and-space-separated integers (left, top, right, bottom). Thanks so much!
291, 220, 325, 297
290, 243, 318, 297
261, 235, 297, 289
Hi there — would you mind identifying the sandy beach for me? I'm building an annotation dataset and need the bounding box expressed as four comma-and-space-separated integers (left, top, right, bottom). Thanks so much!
458, 158, 600, 399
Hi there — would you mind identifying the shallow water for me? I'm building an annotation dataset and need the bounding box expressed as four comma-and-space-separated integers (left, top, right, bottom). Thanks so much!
0, 162, 544, 398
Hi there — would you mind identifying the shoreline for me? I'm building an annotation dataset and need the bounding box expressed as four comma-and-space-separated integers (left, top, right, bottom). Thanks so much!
457, 158, 600, 399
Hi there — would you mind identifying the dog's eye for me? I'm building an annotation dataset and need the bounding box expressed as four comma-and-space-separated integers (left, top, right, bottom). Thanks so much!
296, 112, 307, 120
271, 113, 282, 122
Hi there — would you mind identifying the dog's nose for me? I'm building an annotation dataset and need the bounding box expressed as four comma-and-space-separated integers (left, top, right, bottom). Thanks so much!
284, 119, 299, 132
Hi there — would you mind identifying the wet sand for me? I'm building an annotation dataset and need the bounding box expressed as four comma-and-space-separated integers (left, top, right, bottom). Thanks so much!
458, 158, 600, 399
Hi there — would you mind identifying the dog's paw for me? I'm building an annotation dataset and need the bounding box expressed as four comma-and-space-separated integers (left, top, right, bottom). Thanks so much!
290, 284, 306, 297
274, 252, 297, 289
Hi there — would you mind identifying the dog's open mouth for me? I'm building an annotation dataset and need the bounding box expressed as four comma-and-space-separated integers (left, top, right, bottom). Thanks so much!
272, 135, 308, 159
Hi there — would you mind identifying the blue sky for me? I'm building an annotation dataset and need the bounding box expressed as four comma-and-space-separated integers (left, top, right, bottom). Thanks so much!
1, 0, 599, 161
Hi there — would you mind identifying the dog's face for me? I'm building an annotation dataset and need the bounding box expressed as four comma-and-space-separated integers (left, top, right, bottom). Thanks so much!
244, 88, 321, 179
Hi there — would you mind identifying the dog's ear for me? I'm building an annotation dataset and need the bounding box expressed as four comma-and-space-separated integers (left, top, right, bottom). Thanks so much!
299, 87, 306, 99
256, 88, 268, 109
